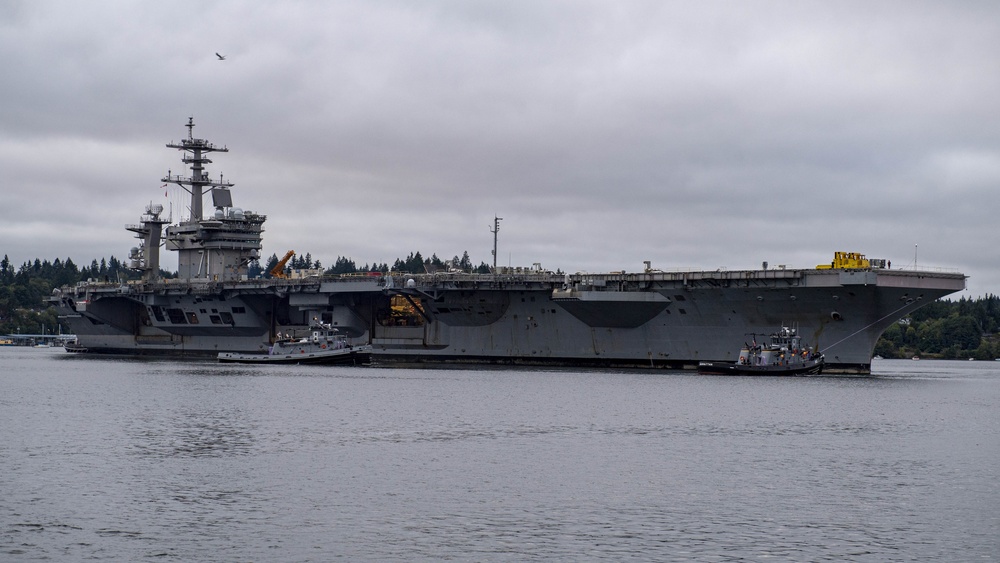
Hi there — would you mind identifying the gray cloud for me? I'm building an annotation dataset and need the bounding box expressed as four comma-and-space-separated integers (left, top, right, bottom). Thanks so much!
1, 1, 997, 295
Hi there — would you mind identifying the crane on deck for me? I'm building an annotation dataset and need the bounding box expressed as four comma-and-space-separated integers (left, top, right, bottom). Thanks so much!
270, 250, 295, 279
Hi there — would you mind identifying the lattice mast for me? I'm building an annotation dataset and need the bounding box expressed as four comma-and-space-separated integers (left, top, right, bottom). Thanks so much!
163, 117, 233, 221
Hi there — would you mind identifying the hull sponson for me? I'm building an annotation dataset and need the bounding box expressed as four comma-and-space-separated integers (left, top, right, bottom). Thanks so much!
54, 267, 966, 373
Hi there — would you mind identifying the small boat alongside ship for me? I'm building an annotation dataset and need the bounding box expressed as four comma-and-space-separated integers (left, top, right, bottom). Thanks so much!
698, 327, 824, 375
64, 340, 88, 353
218, 323, 372, 365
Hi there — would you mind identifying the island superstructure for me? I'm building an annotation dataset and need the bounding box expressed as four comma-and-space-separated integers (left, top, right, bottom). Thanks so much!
51, 120, 968, 373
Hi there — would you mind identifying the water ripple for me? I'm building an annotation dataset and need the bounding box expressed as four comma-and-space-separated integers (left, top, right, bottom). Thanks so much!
2, 350, 997, 561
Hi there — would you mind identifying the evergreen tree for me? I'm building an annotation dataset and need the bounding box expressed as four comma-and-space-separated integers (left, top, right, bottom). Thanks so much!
407, 252, 424, 273
247, 259, 263, 278
326, 256, 357, 275
0, 255, 12, 284
263, 254, 279, 278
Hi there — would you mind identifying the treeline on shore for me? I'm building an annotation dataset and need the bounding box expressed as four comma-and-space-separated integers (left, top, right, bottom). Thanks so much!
873, 297, 1000, 360
3, 252, 999, 360
1, 255, 133, 336
252, 250, 494, 277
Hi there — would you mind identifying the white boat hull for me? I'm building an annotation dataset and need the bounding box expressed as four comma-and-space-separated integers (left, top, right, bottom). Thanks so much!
218, 345, 372, 365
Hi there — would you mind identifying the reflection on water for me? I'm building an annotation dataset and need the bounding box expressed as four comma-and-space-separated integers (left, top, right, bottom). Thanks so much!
2, 349, 998, 561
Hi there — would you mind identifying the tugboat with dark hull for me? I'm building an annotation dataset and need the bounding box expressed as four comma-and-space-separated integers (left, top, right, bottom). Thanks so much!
698, 327, 824, 376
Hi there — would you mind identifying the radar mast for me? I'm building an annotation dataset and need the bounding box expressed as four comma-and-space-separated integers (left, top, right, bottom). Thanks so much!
160, 118, 266, 281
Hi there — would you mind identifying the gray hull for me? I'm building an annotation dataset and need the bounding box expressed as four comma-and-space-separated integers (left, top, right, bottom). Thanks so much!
54, 267, 966, 374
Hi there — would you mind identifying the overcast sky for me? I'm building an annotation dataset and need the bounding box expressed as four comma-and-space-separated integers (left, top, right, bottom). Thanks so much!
2, 1, 998, 297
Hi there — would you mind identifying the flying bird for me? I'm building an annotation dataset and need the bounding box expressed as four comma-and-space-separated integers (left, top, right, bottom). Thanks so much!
215, 52, 226, 60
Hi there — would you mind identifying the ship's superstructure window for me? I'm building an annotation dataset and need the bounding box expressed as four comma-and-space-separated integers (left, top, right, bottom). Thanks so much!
232, 306, 246, 314
210, 315, 223, 324
187, 312, 199, 324
166, 308, 187, 324
220, 312, 234, 324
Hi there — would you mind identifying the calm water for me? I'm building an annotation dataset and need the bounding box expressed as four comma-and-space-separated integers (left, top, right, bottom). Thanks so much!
1, 348, 997, 562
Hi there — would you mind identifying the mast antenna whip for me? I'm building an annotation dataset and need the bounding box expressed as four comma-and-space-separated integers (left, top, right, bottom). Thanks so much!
490, 215, 503, 272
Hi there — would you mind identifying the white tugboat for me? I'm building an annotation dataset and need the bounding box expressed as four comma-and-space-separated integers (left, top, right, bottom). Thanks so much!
698, 326, 824, 375
218, 323, 372, 365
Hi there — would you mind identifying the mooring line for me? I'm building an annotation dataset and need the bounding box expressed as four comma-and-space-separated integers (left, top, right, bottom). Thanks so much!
822, 301, 914, 352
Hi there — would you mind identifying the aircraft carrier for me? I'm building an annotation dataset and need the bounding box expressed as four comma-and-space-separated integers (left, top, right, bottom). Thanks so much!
51, 120, 967, 373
